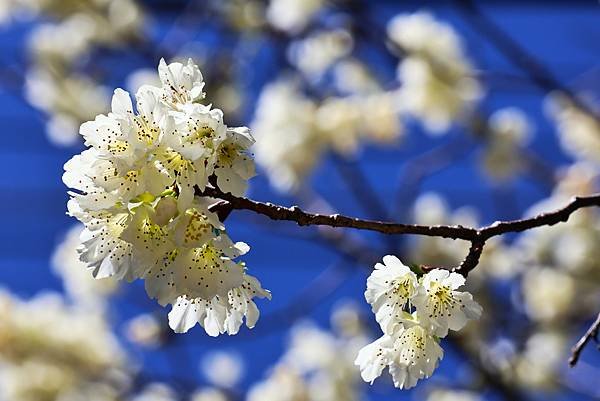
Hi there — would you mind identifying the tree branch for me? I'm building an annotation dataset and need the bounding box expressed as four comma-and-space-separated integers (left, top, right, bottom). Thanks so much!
203, 186, 600, 240
569, 312, 600, 367
203, 187, 600, 276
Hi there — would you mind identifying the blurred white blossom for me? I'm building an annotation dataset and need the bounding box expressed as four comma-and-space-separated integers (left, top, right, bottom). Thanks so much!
481, 107, 532, 181
389, 11, 482, 134
252, 79, 401, 192
546, 93, 600, 163
201, 351, 244, 388
266, 0, 323, 34
288, 29, 353, 80
426, 389, 482, 401
51, 224, 118, 307
124, 313, 163, 348
0, 291, 129, 401
130, 383, 177, 401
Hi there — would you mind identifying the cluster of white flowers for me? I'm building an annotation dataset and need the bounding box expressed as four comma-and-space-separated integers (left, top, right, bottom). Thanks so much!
356, 256, 482, 389
388, 11, 483, 134
252, 79, 401, 192
64, 58, 270, 336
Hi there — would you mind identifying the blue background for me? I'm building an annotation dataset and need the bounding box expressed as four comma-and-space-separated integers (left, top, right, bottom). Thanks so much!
0, 1, 599, 399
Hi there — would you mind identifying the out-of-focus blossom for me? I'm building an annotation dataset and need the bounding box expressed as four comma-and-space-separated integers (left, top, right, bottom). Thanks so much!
25, 69, 110, 146
481, 107, 532, 181
252, 79, 323, 192
316, 93, 401, 155
201, 351, 244, 389
331, 301, 367, 338
522, 267, 576, 323
0, 291, 129, 401
515, 331, 566, 389
409, 193, 477, 267
426, 389, 482, 401
389, 11, 482, 134
9, 0, 144, 146
546, 93, 600, 163
266, 0, 323, 34
332, 59, 380, 95
126, 68, 161, 94
28, 15, 96, 67
247, 366, 309, 401
192, 388, 230, 401
288, 29, 353, 80
130, 383, 177, 401
249, 304, 367, 401
51, 224, 118, 307
252, 79, 401, 192
124, 313, 164, 348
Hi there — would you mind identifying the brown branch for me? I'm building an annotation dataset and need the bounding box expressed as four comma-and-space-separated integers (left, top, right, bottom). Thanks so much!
203, 186, 600, 240
201, 187, 600, 275
200, 186, 479, 240
569, 312, 600, 367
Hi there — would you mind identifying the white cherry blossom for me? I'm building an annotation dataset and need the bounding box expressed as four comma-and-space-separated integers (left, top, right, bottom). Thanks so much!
168, 273, 271, 336
365, 255, 418, 335
158, 58, 206, 106
413, 269, 482, 337
64, 58, 268, 333
355, 313, 444, 389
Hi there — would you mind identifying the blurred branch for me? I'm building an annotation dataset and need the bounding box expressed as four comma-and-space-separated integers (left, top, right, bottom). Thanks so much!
394, 136, 475, 218
569, 312, 600, 367
455, 0, 600, 124
251, 260, 352, 336
446, 335, 530, 401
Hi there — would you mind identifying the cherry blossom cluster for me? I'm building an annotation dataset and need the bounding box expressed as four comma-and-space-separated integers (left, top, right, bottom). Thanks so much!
63, 58, 270, 336
355, 256, 482, 389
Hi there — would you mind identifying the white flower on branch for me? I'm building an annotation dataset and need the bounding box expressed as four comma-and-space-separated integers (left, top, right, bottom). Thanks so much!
63, 58, 268, 335
355, 313, 444, 389
365, 255, 418, 335
168, 272, 270, 336
357, 257, 481, 389
413, 269, 483, 338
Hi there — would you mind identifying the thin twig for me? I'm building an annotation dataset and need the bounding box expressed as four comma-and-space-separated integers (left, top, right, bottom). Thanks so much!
569, 312, 600, 367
